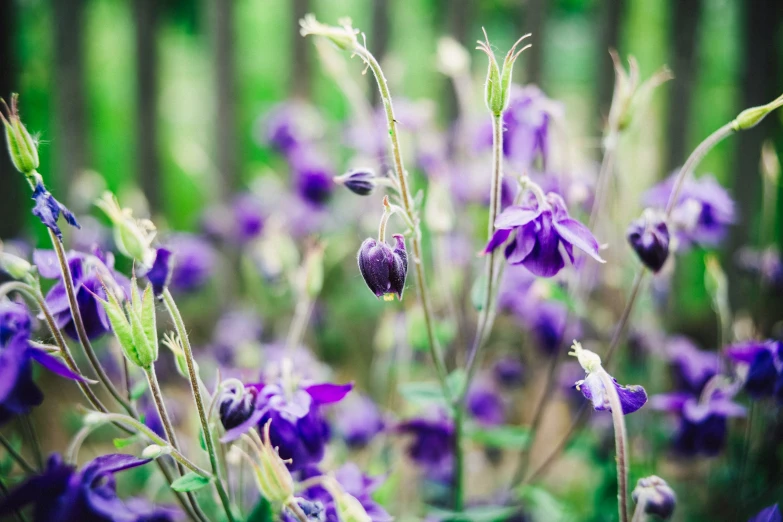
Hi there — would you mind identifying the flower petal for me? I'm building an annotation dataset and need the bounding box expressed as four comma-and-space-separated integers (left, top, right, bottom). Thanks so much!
483, 228, 512, 254
553, 218, 604, 263
506, 223, 537, 264
494, 206, 541, 230
32, 249, 62, 279
304, 382, 354, 404
521, 212, 565, 277
28, 348, 91, 382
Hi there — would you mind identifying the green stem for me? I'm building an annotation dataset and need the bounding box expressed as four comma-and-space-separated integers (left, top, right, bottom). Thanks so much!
20, 416, 42, 470
354, 46, 450, 400
588, 133, 617, 231
0, 475, 29, 522
48, 230, 135, 416
162, 289, 237, 522
0, 433, 36, 474
285, 297, 313, 353
597, 369, 629, 522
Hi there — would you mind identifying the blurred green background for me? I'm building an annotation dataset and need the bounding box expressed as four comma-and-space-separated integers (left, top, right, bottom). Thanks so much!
0, 0, 781, 333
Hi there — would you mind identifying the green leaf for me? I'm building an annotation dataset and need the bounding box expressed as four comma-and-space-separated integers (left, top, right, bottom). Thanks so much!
466, 423, 529, 449
429, 505, 520, 522
398, 381, 446, 408
246, 497, 275, 522
170, 472, 211, 492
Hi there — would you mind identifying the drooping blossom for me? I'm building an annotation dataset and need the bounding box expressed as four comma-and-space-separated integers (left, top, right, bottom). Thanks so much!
643, 172, 735, 248
333, 393, 385, 449
334, 169, 376, 196
485, 190, 603, 278
664, 336, 719, 394
217, 381, 264, 442
627, 209, 670, 272
35, 248, 131, 340
30, 182, 80, 240
0, 453, 179, 522
725, 340, 783, 401
632, 476, 676, 520
357, 235, 408, 300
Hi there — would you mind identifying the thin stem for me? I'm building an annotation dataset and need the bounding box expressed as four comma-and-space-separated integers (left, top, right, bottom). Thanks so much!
453, 405, 465, 510
631, 500, 646, 522
523, 404, 590, 485
0, 475, 29, 522
145, 366, 210, 522
285, 297, 313, 353
0, 281, 110, 415
597, 369, 629, 522
354, 45, 450, 398
604, 270, 647, 367
162, 289, 237, 522
0, 433, 36, 474
48, 230, 135, 416
20, 416, 42, 470
588, 137, 617, 231
122, 358, 132, 402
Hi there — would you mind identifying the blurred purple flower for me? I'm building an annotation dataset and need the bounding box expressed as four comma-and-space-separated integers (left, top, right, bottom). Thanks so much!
35, 248, 130, 341
165, 234, 216, 293
492, 356, 525, 389
644, 172, 735, 248
725, 340, 782, 400
736, 247, 783, 291
211, 309, 263, 366
333, 393, 385, 449
397, 413, 455, 482
259, 101, 325, 157
485, 191, 603, 277
30, 182, 80, 240
290, 149, 335, 206
749, 504, 782, 522
0, 453, 178, 522
466, 377, 506, 426
664, 336, 719, 394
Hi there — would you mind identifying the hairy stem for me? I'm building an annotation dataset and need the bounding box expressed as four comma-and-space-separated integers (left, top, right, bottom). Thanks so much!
162, 289, 237, 522
597, 369, 629, 522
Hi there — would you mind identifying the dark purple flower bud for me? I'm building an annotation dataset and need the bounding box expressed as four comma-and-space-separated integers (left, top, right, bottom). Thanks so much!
492, 356, 524, 388
334, 169, 376, 196
397, 414, 455, 481
485, 191, 603, 278
218, 382, 264, 442
627, 209, 670, 272
294, 159, 334, 206
632, 476, 676, 520
357, 235, 408, 300
749, 504, 782, 522
146, 247, 173, 297
0, 453, 177, 522
31, 182, 80, 240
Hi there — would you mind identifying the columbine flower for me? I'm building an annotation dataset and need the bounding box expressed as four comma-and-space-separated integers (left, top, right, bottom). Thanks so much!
333, 393, 385, 449
650, 376, 745, 457
397, 413, 455, 482
748, 504, 782, 522
357, 235, 408, 300
217, 381, 264, 442
291, 149, 334, 206
570, 341, 648, 415
0, 453, 178, 521
256, 379, 353, 471
663, 336, 719, 395
31, 182, 80, 240
725, 340, 783, 401
485, 190, 603, 278
258, 101, 326, 157
492, 355, 525, 389
334, 169, 376, 196
631, 475, 676, 520
145, 247, 172, 297
164, 233, 216, 293
643, 172, 735, 248
35, 248, 130, 340
466, 376, 506, 426
0, 302, 87, 424
627, 209, 670, 272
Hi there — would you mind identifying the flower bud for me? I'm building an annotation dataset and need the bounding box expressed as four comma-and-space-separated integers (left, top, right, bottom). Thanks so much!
0, 249, 34, 282
162, 332, 196, 379
632, 475, 676, 520
99, 279, 158, 369
626, 209, 670, 272
334, 169, 376, 196
733, 93, 783, 131
606, 51, 672, 136
357, 234, 407, 301
477, 30, 531, 116
299, 14, 359, 51
141, 444, 171, 459
1, 94, 39, 175
235, 420, 295, 506
95, 192, 156, 266
218, 382, 259, 440
322, 478, 372, 522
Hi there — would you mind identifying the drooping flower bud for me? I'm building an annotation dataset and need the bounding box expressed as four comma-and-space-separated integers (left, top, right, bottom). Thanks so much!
161, 332, 196, 379
626, 209, 670, 272
334, 169, 376, 196
31, 182, 81, 240
95, 192, 156, 266
357, 234, 407, 301
217, 381, 262, 442
98, 278, 158, 369
1, 94, 39, 175
733, 93, 783, 131
0, 247, 35, 282
632, 475, 676, 520
299, 15, 360, 51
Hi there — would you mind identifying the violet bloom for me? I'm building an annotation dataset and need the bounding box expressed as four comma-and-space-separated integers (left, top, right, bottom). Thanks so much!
146, 247, 172, 297
334, 169, 376, 196
0, 302, 86, 424
643, 172, 735, 248
485, 190, 603, 277
0, 453, 178, 522
357, 235, 408, 300
259, 101, 325, 157
333, 393, 385, 449
726, 340, 783, 401
164, 234, 216, 293
492, 356, 525, 389
397, 414, 455, 482
35, 248, 131, 340
736, 247, 783, 291
217, 381, 264, 442
664, 336, 719, 394
627, 209, 670, 272
30, 182, 80, 240
466, 377, 506, 426
291, 150, 334, 207
257, 380, 353, 471
749, 504, 782, 522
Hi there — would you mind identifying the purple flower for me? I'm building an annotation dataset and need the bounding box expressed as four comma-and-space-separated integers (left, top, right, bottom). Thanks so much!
570, 342, 647, 415
35, 248, 130, 340
749, 504, 782, 522
485, 191, 603, 277
650, 385, 745, 457
334, 169, 376, 196
397, 414, 455, 481
736, 247, 783, 291
259, 102, 325, 157
291, 150, 334, 206
643, 172, 735, 248
201, 193, 266, 244
211, 309, 263, 366
627, 209, 670, 272
257, 380, 353, 470
0, 301, 89, 425
333, 393, 385, 449
30, 182, 80, 240
165, 234, 216, 293
0, 453, 178, 522
466, 377, 505, 426
146, 247, 173, 297
726, 340, 782, 400
218, 381, 264, 442
664, 336, 719, 394
357, 235, 408, 300
492, 356, 525, 389
631, 476, 676, 520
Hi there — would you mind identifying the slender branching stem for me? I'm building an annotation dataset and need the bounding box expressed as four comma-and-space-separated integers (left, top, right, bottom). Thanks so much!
0, 433, 36, 474
597, 369, 629, 522
48, 230, 135, 416
162, 289, 237, 522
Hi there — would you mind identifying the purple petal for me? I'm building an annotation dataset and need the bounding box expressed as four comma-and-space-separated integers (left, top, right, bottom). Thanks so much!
615, 381, 648, 414
220, 406, 267, 443
553, 218, 604, 263
304, 382, 354, 404
0, 338, 26, 402
749, 504, 782, 522
725, 340, 772, 364
43, 282, 71, 315
708, 398, 747, 418
494, 206, 541, 229
506, 222, 537, 264
521, 212, 565, 277
483, 229, 512, 254
33, 249, 62, 279
28, 348, 91, 382
87, 454, 152, 475
649, 392, 692, 413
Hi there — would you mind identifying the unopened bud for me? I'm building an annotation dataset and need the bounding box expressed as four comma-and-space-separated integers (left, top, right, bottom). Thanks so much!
626, 209, 670, 272
334, 169, 376, 196
99, 279, 158, 369
323, 478, 371, 522
95, 192, 156, 266
141, 444, 171, 459
1, 94, 39, 175
733, 93, 783, 131
0, 250, 34, 281
477, 29, 531, 116
632, 475, 676, 520
237, 420, 295, 506
299, 15, 360, 51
